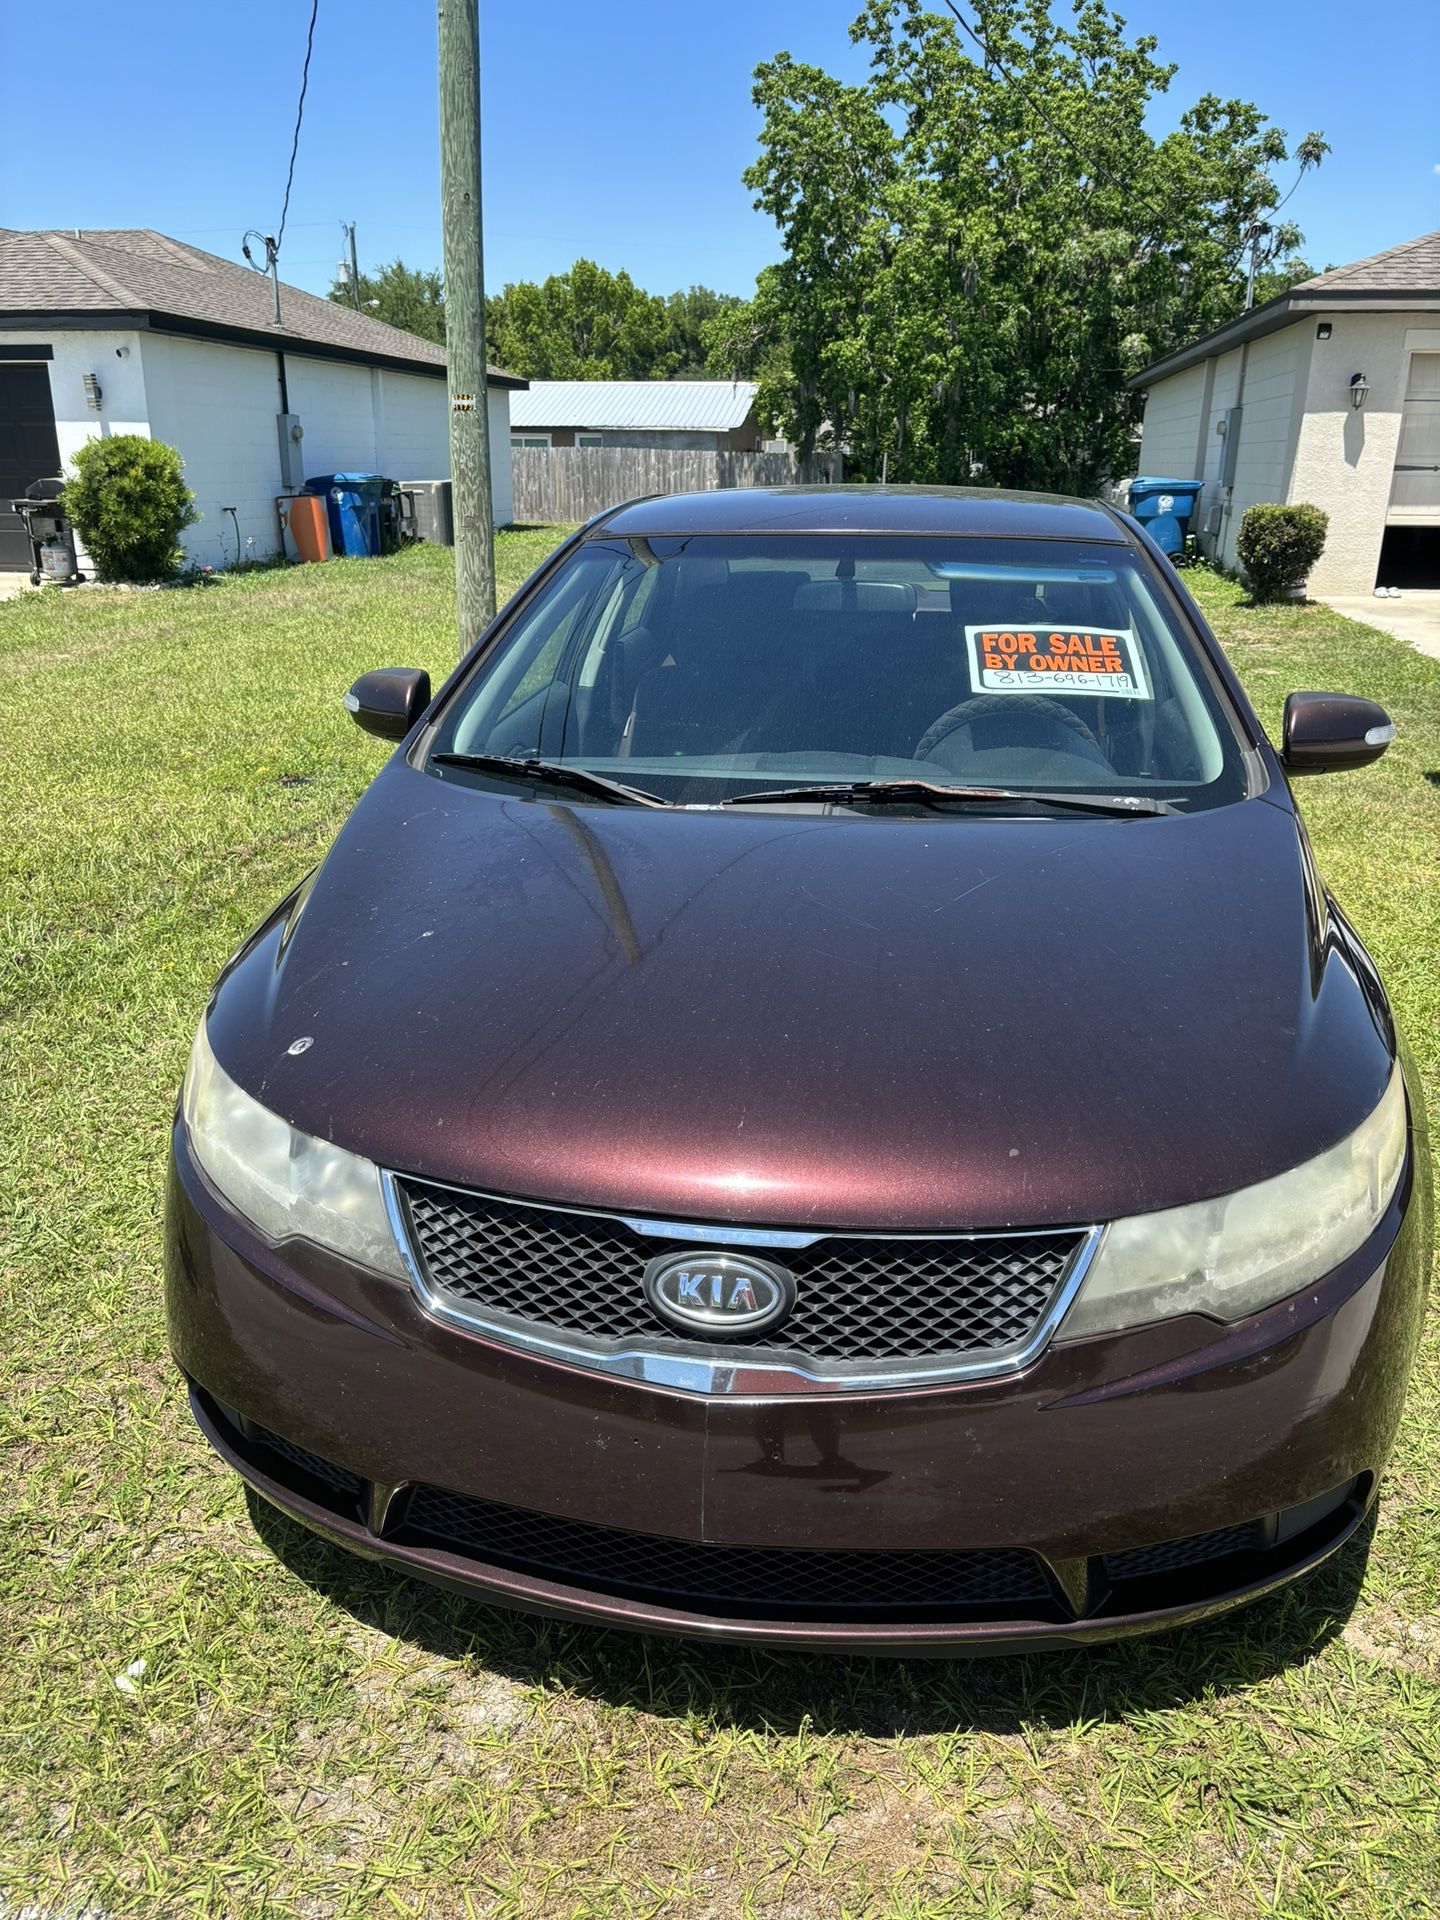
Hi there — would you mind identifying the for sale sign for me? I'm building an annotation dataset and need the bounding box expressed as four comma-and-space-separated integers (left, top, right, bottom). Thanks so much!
964, 624, 1150, 700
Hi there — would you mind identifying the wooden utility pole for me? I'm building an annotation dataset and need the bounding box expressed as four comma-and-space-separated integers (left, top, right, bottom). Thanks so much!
344, 221, 362, 311
437, 0, 495, 653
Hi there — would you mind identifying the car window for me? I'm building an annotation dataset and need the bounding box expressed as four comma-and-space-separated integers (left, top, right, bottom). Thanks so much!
435, 534, 1248, 810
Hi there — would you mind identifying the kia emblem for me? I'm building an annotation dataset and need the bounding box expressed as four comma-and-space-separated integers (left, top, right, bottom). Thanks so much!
642, 1251, 795, 1339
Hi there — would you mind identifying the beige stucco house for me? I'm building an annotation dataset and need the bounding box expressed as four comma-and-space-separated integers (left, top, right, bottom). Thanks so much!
1130, 230, 1440, 594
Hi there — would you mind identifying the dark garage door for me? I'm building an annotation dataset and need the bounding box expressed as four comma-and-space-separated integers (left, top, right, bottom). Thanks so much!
0, 361, 62, 572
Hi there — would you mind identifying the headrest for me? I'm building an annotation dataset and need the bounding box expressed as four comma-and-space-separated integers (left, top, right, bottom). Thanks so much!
948, 576, 1043, 628
794, 579, 917, 614
1034, 581, 1130, 630
724, 570, 811, 615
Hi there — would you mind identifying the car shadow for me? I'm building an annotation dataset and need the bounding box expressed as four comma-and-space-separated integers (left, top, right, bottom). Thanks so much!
247, 1492, 1372, 1738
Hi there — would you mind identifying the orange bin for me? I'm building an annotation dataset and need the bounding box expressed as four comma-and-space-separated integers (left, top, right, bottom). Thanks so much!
279, 492, 331, 563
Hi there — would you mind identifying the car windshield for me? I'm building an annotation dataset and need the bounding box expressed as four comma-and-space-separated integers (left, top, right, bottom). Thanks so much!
428, 534, 1250, 811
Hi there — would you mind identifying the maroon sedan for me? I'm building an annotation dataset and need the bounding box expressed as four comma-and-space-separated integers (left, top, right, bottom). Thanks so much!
166, 487, 1431, 1651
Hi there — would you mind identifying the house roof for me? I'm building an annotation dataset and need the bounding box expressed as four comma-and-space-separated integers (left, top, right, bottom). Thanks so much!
510, 379, 756, 433
1129, 227, 1440, 390
0, 229, 525, 386
1290, 229, 1440, 295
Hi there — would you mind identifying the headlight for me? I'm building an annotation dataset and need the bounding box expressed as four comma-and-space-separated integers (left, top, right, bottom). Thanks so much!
1060, 1064, 1407, 1338
181, 1019, 408, 1278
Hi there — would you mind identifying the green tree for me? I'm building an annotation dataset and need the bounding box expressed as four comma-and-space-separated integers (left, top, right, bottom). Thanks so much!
328, 258, 446, 344
62, 434, 197, 582
712, 1, 1326, 489
665, 286, 743, 376
486, 259, 678, 380
1251, 255, 1316, 307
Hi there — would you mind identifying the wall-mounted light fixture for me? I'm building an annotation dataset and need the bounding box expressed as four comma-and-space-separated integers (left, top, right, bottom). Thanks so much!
1349, 372, 1370, 410
1316, 321, 1332, 340
83, 372, 103, 411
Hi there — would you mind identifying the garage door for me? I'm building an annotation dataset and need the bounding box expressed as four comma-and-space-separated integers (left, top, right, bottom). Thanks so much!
0, 360, 63, 571
1388, 353, 1440, 523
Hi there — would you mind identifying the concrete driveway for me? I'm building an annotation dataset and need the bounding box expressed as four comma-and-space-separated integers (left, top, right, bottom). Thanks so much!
1321, 592, 1440, 664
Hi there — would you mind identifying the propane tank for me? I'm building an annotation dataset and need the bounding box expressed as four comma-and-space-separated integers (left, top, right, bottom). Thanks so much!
39, 536, 77, 582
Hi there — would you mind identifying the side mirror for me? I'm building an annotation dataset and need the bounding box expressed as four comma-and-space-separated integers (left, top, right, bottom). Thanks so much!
1281, 692, 1395, 775
344, 667, 431, 741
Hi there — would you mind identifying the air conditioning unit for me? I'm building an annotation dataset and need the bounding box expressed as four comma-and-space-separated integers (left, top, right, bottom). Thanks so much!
400, 480, 453, 546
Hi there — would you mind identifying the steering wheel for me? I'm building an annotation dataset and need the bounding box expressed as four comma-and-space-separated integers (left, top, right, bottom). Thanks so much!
914, 694, 1103, 766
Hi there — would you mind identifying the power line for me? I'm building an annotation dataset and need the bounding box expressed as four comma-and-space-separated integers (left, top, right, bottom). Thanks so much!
276, 0, 320, 256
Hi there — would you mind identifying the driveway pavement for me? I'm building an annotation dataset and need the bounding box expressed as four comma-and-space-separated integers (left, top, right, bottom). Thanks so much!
0, 571, 35, 602
1321, 591, 1440, 664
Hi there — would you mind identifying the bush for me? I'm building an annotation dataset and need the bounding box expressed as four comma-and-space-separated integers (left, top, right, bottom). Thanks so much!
62, 434, 198, 582
1235, 502, 1328, 602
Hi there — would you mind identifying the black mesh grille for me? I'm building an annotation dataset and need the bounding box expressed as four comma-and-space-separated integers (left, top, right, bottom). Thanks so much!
253, 1424, 364, 1499
1104, 1522, 1259, 1582
396, 1182, 1084, 1367
399, 1484, 1053, 1618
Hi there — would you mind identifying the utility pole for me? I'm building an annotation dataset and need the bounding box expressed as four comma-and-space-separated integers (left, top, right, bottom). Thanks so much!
437, 0, 495, 654
342, 221, 362, 311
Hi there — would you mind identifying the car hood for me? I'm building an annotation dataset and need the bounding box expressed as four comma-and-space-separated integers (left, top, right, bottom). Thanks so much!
207, 761, 1392, 1232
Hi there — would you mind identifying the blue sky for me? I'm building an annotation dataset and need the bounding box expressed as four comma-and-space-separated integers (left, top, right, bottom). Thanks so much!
2, 0, 1436, 301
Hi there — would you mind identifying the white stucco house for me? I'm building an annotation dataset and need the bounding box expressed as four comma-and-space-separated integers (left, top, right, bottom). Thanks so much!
1131, 230, 1440, 594
0, 228, 525, 573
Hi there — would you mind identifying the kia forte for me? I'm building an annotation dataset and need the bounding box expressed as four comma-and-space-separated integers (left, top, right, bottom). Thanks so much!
166, 487, 1432, 1651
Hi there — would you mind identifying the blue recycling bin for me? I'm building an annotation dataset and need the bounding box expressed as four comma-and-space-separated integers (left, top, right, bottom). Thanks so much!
1129, 476, 1203, 556
305, 473, 385, 557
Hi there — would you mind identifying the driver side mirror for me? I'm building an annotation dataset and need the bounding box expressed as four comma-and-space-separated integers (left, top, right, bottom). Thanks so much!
344, 667, 431, 741
1281, 692, 1395, 775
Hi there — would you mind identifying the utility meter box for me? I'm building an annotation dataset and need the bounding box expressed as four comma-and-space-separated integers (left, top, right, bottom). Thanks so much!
1218, 406, 1243, 491
276, 413, 306, 491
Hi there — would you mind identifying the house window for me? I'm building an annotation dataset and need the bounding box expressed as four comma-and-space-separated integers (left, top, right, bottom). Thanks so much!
511, 433, 551, 449
576, 434, 603, 449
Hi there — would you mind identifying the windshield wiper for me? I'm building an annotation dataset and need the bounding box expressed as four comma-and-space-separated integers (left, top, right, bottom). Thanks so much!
430, 752, 669, 808
721, 780, 1178, 817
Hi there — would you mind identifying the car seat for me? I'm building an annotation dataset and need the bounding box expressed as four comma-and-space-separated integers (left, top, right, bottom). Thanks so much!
624, 570, 811, 758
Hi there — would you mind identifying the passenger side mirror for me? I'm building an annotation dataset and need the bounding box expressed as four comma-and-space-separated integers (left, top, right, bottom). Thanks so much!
344, 667, 432, 741
1281, 692, 1395, 775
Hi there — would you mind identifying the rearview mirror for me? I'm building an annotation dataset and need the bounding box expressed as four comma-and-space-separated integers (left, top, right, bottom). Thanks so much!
1281, 692, 1395, 775
344, 667, 432, 741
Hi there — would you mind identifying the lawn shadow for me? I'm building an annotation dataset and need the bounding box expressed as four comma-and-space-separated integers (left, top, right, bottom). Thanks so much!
249, 1492, 1373, 1739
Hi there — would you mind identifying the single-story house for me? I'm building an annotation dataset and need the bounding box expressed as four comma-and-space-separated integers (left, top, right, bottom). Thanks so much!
0, 227, 526, 572
1130, 229, 1440, 594
509, 379, 766, 452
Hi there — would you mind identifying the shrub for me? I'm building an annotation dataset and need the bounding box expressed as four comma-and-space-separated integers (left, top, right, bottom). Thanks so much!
1235, 502, 1328, 602
62, 434, 198, 582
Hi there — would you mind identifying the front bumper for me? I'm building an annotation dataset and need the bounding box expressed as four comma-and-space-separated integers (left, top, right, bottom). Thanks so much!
165, 1124, 1429, 1652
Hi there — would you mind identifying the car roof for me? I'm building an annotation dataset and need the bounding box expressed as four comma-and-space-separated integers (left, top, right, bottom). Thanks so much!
592, 485, 1129, 543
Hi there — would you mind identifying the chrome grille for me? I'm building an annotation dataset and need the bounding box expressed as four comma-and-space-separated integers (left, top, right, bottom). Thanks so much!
399, 1484, 1053, 1618
394, 1179, 1085, 1368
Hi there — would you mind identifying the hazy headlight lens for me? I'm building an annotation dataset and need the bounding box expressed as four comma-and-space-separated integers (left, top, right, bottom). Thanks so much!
1060, 1065, 1407, 1338
181, 1020, 408, 1278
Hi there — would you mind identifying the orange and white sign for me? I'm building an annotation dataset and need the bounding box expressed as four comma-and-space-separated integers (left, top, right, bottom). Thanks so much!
964, 624, 1149, 700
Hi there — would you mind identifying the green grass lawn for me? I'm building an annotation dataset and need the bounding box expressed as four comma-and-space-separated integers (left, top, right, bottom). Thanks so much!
2, 542, 1437, 1919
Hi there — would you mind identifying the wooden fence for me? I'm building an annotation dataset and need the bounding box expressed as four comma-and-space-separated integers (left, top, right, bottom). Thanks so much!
510, 447, 842, 525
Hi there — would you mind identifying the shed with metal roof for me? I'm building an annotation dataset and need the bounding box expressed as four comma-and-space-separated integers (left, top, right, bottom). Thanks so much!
510, 379, 764, 452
